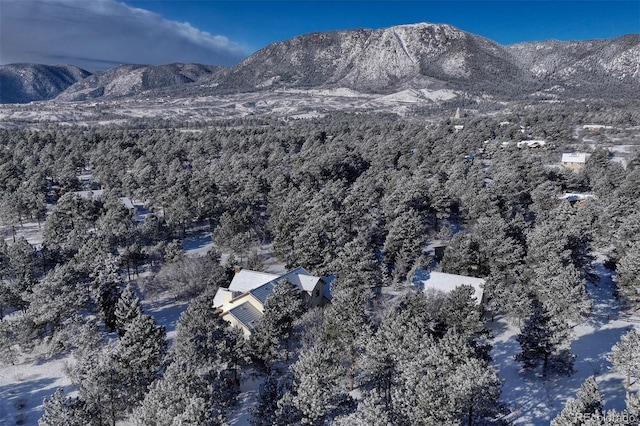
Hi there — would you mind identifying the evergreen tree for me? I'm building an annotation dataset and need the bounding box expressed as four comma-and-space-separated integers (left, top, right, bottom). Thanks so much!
250, 373, 282, 426
551, 376, 604, 426
324, 282, 371, 391
282, 340, 354, 424
117, 313, 167, 403
515, 302, 575, 376
437, 285, 491, 360
171, 295, 243, 374
382, 208, 426, 282
614, 242, 640, 309
90, 255, 123, 332
248, 279, 306, 372
39, 388, 84, 426
608, 329, 640, 388
134, 360, 231, 426
26, 263, 89, 335
113, 284, 142, 336
73, 342, 127, 426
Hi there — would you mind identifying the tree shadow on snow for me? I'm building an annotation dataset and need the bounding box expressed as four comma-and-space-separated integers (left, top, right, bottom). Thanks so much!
144, 300, 190, 342
0, 377, 59, 426
571, 325, 630, 377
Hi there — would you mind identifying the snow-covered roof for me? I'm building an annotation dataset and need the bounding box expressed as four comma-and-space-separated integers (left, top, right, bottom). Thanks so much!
228, 270, 279, 293
560, 193, 596, 202
70, 190, 135, 210
413, 271, 484, 305
561, 153, 589, 164
228, 267, 322, 295
279, 266, 322, 293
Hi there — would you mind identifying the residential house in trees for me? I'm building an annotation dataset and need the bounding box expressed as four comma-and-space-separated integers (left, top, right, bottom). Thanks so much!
213, 267, 328, 337
561, 153, 590, 172
413, 271, 486, 305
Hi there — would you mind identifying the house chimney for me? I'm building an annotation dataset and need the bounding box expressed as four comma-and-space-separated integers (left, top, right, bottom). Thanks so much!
234, 266, 241, 274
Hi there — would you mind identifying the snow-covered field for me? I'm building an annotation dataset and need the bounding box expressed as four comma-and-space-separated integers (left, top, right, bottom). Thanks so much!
0, 86, 462, 127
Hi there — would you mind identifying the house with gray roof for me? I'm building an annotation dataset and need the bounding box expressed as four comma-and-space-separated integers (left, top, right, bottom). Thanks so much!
214, 267, 329, 337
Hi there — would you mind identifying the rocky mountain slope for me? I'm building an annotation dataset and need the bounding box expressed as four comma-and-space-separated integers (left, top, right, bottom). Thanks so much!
0, 64, 90, 103
508, 34, 640, 96
56, 63, 225, 101
215, 24, 639, 99
215, 23, 535, 96
2, 24, 638, 104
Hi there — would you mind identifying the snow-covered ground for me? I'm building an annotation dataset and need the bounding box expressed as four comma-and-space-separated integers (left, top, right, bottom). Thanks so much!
1, 215, 637, 425
490, 262, 639, 424
0, 221, 286, 425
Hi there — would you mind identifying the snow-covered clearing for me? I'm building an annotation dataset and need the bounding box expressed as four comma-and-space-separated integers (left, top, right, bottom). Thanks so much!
0, 354, 74, 426
491, 262, 639, 424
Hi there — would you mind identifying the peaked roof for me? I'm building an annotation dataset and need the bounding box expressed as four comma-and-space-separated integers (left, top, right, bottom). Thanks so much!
228, 267, 321, 294
250, 280, 279, 305
278, 266, 323, 293
228, 270, 279, 293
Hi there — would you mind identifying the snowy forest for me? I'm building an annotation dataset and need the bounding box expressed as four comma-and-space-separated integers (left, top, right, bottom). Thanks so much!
1, 102, 640, 425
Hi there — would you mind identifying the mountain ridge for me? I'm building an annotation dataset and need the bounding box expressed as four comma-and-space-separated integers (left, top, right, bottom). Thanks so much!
1, 23, 638, 104
0, 63, 91, 103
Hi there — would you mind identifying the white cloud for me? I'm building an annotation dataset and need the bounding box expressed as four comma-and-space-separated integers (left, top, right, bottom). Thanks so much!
0, 0, 248, 70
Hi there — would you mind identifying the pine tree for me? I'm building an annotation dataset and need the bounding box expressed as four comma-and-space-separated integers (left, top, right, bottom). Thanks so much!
284, 341, 354, 424
39, 388, 83, 426
614, 242, 640, 309
171, 295, 242, 373
608, 329, 640, 388
449, 357, 506, 426
136, 295, 244, 424
551, 376, 604, 426
248, 279, 306, 372
515, 302, 575, 376
382, 208, 426, 282
117, 313, 167, 403
324, 282, 371, 391
91, 255, 123, 332
250, 373, 281, 426
114, 284, 142, 336
134, 360, 230, 426
73, 342, 127, 426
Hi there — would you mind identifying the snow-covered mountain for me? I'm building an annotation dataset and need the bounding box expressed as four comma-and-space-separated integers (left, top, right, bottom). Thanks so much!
56, 63, 225, 101
508, 34, 640, 95
215, 23, 533, 96
214, 24, 639, 99
0, 64, 90, 103
2, 24, 638, 104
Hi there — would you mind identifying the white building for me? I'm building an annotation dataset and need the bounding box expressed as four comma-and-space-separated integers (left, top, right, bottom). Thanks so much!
561, 153, 590, 172
213, 267, 329, 337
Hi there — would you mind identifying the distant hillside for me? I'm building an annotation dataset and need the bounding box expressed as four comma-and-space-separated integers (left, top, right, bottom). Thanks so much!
56, 63, 226, 101
508, 34, 640, 97
2, 25, 639, 104
0, 64, 90, 104
215, 23, 533, 95
214, 24, 639, 99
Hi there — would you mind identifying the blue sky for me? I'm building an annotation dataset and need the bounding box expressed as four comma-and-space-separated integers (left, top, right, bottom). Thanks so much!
1, 0, 638, 70
127, 1, 640, 50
